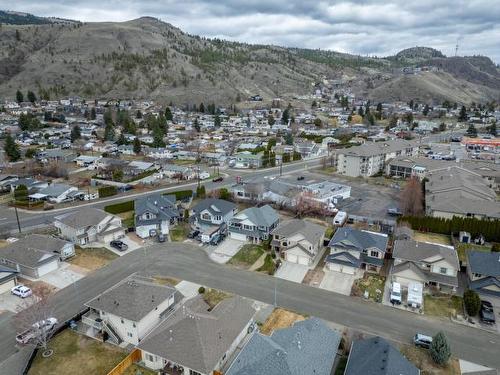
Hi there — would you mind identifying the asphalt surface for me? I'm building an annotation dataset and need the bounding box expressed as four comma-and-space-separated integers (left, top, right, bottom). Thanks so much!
0, 158, 323, 234
1, 242, 499, 370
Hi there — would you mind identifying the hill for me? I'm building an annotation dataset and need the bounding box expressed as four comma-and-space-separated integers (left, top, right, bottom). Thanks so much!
0, 16, 499, 105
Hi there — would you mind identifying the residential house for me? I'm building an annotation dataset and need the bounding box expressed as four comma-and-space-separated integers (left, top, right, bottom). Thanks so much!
9, 178, 48, 193
0, 265, 18, 294
232, 151, 264, 169
82, 276, 178, 345
425, 167, 500, 220
391, 240, 459, 293
325, 227, 388, 274
54, 207, 125, 245
336, 139, 419, 177
229, 205, 279, 243
36, 148, 76, 163
271, 219, 326, 266
225, 318, 340, 375
29, 183, 78, 203
74, 155, 100, 168
138, 295, 255, 375
467, 251, 500, 299
0, 236, 65, 279
0, 174, 18, 192
135, 194, 179, 238
345, 336, 420, 375
191, 198, 237, 243
161, 163, 196, 180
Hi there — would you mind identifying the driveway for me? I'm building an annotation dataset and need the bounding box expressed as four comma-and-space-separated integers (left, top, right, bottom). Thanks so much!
40, 263, 85, 289
101, 233, 143, 256
319, 269, 358, 295
208, 238, 244, 264
0, 292, 36, 313
275, 262, 309, 283
175, 280, 201, 300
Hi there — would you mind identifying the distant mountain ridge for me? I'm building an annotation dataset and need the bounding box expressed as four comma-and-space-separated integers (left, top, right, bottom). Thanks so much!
0, 12, 499, 104
0, 10, 78, 25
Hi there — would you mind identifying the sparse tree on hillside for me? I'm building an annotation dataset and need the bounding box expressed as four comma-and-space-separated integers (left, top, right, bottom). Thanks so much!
459, 105, 468, 121
70, 125, 81, 142
400, 177, 424, 216
165, 107, 173, 121
27, 91, 37, 104
4, 133, 21, 161
133, 137, 142, 154
466, 124, 477, 137
16, 90, 23, 103
268, 114, 275, 126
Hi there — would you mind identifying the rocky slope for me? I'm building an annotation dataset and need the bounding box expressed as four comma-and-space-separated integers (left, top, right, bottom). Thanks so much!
0, 15, 499, 105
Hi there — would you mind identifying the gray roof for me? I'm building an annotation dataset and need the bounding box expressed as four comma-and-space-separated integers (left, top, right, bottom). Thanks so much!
271, 219, 325, 245
192, 198, 236, 217
0, 235, 60, 268
55, 207, 110, 229
329, 227, 388, 253
392, 261, 458, 287
85, 277, 177, 322
393, 240, 459, 270
234, 205, 279, 227
38, 183, 74, 197
325, 251, 362, 268
470, 277, 500, 298
338, 139, 418, 158
345, 336, 419, 375
138, 295, 255, 375
226, 318, 340, 375
467, 251, 500, 277
135, 194, 178, 223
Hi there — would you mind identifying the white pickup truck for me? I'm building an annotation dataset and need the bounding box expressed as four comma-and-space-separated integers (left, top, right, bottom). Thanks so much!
16, 318, 58, 345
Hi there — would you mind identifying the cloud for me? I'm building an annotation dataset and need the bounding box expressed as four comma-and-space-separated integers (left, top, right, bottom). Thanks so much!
5, 0, 500, 62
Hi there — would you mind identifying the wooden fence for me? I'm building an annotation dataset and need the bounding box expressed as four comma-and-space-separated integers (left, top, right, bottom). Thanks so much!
106, 348, 141, 375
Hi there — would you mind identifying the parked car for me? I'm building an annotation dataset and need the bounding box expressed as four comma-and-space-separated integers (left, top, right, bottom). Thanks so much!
188, 230, 200, 239
297, 176, 305, 181
11, 285, 32, 298
480, 301, 496, 324
390, 282, 402, 305
16, 318, 58, 345
158, 233, 166, 243
210, 234, 223, 246
413, 333, 433, 349
110, 240, 128, 251
387, 208, 403, 216
212, 176, 224, 182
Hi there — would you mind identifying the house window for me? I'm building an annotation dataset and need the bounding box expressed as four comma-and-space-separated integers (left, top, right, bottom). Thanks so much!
370, 250, 378, 258
132, 323, 136, 328
127, 332, 133, 338
146, 354, 154, 362
439, 267, 447, 274
121, 319, 124, 324
190, 371, 202, 375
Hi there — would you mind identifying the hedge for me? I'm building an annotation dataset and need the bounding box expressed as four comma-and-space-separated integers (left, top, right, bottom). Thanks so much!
104, 200, 134, 214
164, 189, 193, 200
98, 185, 117, 198
400, 216, 500, 242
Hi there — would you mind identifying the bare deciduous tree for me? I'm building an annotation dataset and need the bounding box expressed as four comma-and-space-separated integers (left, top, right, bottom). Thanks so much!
400, 177, 424, 216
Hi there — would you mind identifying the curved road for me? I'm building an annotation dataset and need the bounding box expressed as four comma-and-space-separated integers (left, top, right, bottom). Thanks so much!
1, 242, 498, 370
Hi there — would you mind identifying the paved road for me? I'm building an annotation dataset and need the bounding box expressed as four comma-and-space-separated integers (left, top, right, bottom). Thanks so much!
0, 158, 323, 234
1, 242, 499, 370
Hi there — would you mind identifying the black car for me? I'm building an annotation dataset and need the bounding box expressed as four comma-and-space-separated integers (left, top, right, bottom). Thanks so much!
110, 240, 128, 251
480, 300, 495, 324
210, 234, 223, 246
481, 300, 494, 312
212, 176, 224, 182
387, 208, 403, 216
297, 176, 305, 181
188, 230, 200, 239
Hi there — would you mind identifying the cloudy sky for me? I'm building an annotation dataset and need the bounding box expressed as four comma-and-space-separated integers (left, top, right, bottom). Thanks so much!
6, 0, 500, 62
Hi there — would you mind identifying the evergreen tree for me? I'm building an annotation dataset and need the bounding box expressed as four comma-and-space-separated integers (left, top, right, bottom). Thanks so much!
423, 104, 430, 116
104, 122, 115, 141
136, 109, 142, 119
268, 114, 275, 126
152, 125, 165, 147
430, 332, 451, 365
459, 105, 468, 121
214, 114, 221, 127
90, 107, 96, 120
4, 133, 21, 161
70, 125, 81, 142
16, 90, 23, 103
194, 118, 200, 132
463, 289, 481, 316
487, 122, 497, 136
282, 107, 290, 125
165, 107, 173, 121
466, 124, 477, 137
27, 91, 36, 104
199, 102, 205, 113
133, 137, 142, 154
116, 133, 127, 146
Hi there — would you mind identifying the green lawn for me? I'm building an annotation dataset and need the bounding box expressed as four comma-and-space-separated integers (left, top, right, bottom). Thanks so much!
170, 222, 190, 241
413, 231, 451, 246
257, 254, 276, 275
29, 329, 127, 375
353, 274, 386, 302
122, 364, 157, 375
424, 294, 463, 318
228, 244, 265, 268
456, 243, 491, 263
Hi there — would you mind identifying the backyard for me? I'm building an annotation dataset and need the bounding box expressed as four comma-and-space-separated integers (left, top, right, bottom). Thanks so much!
400, 344, 460, 374
424, 294, 463, 318
68, 246, 118, 271
29, 329, 127, 375
228, 244, 265, 269
118, 211, 135, 228
413, 232, 451, 246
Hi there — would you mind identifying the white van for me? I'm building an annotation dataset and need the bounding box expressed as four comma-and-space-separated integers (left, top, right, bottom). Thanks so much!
333, 211, 347, 226
390, 282, 402, 305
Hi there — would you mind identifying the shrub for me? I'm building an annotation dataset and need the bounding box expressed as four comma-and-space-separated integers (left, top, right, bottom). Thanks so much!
430, 332, 451, 365
98, 185, 117, 198
463, 289, 481, 316
198, 286, 206, 294
164, 189, 193, 201
492, 243, 500, 252
104, 200, 134, 214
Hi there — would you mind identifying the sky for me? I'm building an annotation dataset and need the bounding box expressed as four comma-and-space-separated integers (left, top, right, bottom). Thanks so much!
4, 0, 500, 62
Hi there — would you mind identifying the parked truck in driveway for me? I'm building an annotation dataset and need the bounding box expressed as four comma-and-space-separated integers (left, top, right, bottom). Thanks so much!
16, 318, 58, 345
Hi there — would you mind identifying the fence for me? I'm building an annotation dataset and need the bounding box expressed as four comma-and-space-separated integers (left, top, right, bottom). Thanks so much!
106, 348, 141, 375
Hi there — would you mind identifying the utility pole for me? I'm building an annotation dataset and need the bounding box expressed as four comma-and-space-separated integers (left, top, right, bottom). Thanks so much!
14, 206, 21, 233
280, 161, 283, 177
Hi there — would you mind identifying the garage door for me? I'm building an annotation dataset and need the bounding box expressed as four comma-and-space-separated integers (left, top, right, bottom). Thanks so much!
286, 254, 298, 263
298, 256, 309, 266
0, 279, 15, 294
37, 261, 59, 277
230, 232, 247, 242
